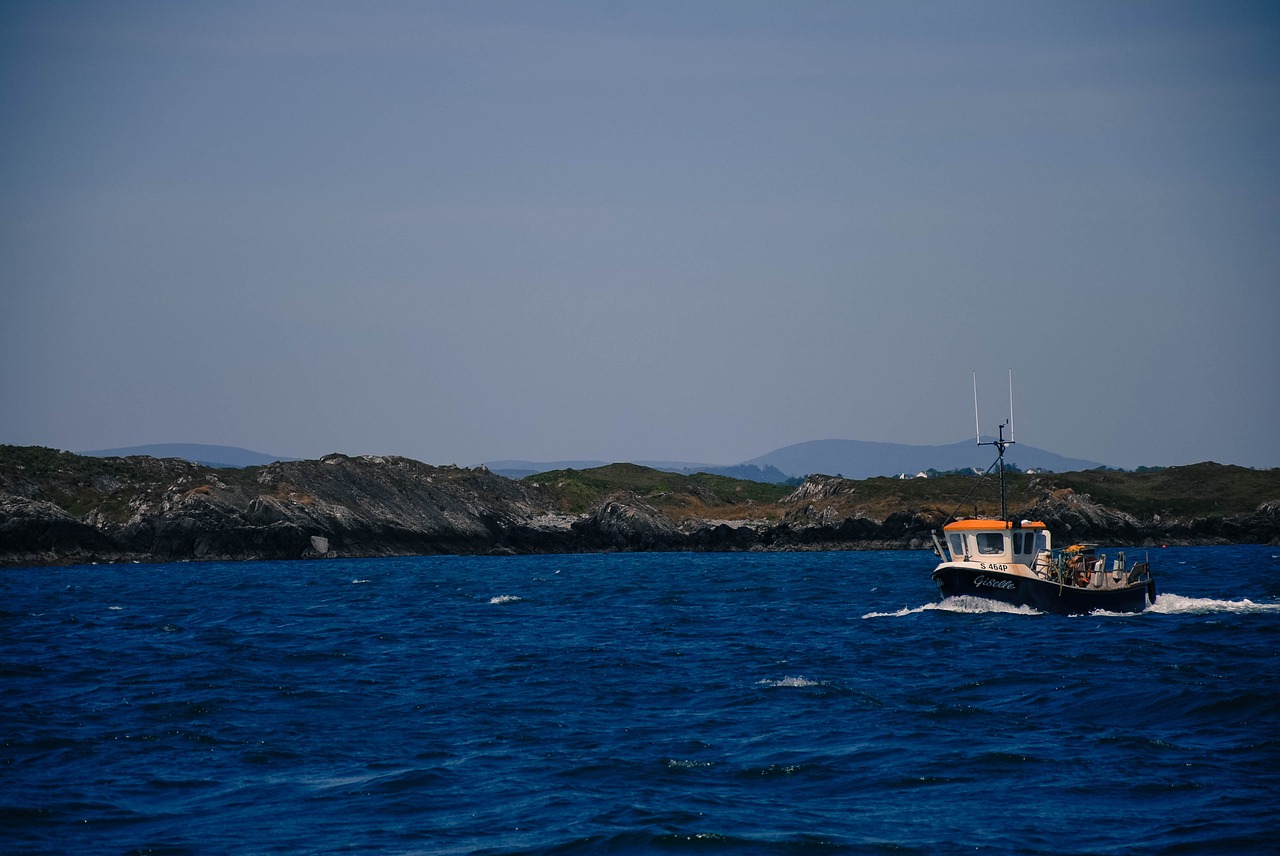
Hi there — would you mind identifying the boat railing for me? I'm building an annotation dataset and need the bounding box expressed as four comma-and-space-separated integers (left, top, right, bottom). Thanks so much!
1038, 549, 1152, 590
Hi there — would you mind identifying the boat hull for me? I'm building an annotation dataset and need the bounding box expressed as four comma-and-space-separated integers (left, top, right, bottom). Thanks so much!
931, 564, 1153, 615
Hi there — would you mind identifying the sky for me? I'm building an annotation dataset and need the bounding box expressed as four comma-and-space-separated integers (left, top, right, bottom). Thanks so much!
2, 1, 1278, 470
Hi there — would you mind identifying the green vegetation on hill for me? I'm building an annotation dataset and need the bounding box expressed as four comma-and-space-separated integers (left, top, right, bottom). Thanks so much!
1039, 462, 1279, 518
0, 444, 265, 523
4, 446, 1277, 538
794, 473, 1041, 520
524, 463, 792, 516
524, 460, 1280, 523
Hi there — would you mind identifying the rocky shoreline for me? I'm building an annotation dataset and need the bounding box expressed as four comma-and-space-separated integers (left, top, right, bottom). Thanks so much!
2, 447, 1277, 567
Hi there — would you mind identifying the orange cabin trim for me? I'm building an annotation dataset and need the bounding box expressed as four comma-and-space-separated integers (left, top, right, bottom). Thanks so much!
943, 519, 1047, 531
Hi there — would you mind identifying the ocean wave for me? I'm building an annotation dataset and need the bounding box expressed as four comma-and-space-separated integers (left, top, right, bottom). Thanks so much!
757, 676, 824, 688
508, 829, 848, 855
1147, 593, 1280, 614
664, 758, 715, 770
5, 547, 1275, 855
861, 596, 1041, 618
864, 593, 1280, 619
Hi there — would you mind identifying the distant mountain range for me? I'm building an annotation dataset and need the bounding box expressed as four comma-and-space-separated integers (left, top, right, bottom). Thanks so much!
78, 440, 1101, 482
742, 438, 1103, 480
8, 447, 1275, 567
79, 444, 297, 469
487, 439, 1101, 483
483, 459, 793, 482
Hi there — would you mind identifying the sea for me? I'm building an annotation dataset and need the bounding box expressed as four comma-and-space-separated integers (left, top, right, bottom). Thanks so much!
2, 545, 1278, 855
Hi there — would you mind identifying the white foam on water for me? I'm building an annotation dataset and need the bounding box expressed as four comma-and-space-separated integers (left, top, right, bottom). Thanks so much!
863, 593, 1278, 620
489, 595, 522, 605
757, 676, 823, 688
1147, 593, 1280, 615
108, 606, 123, 610
1083, 608, 1146, 618
665, 758, 714, 769
862, 596, 1041, 619
351, 579, 371, 584
861, 605, 930, 618
935, 596, 1042, 615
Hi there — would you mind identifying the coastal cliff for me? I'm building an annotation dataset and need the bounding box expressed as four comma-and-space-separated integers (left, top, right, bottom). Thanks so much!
1, 446, 1277, 566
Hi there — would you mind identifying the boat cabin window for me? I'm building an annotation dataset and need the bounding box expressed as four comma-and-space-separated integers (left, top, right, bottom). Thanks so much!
1009, 530, 1047, 559
948, 533, 964, 558
1009, 530, 1049, 560
976, 533, 1005, 555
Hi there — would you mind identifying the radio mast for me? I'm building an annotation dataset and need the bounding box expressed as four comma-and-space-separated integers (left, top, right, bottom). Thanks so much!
974, 371, 1016, 521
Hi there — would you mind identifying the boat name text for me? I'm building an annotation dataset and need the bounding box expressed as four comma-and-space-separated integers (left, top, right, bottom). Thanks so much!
973, 575, 1017, 591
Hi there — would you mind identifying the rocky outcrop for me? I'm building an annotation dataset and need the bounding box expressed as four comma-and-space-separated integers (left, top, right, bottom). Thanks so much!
0, 495, 118, 564
1019, 489, 1280, 547
0, 450, 585, 565
1229, 499, 1280, 543
764, 475, 945, 549
1, 447, 1276, 566
1020, 489, 1145, 543
571, 496, 686, 551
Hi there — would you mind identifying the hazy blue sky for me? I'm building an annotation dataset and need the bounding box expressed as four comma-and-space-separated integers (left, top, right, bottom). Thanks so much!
3, 1, 1277, 469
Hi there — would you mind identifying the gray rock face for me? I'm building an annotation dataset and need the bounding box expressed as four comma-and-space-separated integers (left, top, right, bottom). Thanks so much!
1021, 491, 1145, 542
1, 447, 1275, 566
0, 495, 117, 563
0, 450, 578, 565
571, 496, 685, 551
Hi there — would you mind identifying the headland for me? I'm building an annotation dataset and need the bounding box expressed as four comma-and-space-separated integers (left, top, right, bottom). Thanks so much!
1, 446, 1276, 566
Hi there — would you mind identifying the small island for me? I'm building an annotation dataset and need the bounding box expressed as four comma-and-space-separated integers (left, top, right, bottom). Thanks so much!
1, 445, 1277, 567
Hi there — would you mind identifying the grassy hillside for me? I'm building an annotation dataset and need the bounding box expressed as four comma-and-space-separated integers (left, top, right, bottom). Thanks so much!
524, 463, 1046, 521
525, 460, 1280, 522
524, 463, 792, 518
6, 446, 1276, 528
0, 444, 264, 522
1035, 463, 1280, 518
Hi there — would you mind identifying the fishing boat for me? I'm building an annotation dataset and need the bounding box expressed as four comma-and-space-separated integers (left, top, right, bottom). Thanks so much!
928, 383, 1156, 615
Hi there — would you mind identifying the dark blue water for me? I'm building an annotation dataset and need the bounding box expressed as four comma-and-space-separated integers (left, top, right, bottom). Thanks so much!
3, 546, 1278, 855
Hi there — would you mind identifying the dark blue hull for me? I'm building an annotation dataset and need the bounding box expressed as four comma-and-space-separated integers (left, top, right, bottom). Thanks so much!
932, 565, 1154, 615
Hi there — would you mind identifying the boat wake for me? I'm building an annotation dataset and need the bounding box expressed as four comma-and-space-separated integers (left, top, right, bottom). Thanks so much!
757, 676, 825, 688
863, 593, 1280, 619
862, 596, 1041, 619
1146, 593, 1280, 615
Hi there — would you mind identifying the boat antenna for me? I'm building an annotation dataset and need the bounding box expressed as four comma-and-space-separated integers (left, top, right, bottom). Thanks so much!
975, 372, 1016, 522
939, 454, 1002, 529
972, 372, 981, 445
980, 422, 1014, 522
1008, 368, 1015, 442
